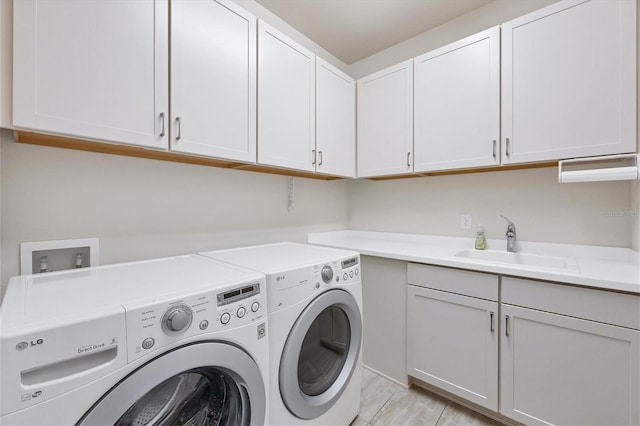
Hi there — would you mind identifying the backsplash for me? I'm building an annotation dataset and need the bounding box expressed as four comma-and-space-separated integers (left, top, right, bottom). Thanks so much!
348, 167, 634, 248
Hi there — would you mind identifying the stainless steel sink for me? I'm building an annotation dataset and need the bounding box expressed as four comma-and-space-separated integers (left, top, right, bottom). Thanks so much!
454, 249, 579, 272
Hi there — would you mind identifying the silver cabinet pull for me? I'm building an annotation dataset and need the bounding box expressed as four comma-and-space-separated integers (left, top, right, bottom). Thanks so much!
312, 149, 316, 165
318, 151, 323, 166
407, 152, 411, 167
490, 311, 495, 332
505, 315, 510, 336
506, 138, 511, 157
159, 112, 166, 137
176, 117, 182, 141
492, 140, 496, 158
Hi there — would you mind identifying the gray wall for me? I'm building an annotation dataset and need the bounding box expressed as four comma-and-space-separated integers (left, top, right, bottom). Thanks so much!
0, 131, 350, 292
348, 168, 633, 248
0, 0, 352, 293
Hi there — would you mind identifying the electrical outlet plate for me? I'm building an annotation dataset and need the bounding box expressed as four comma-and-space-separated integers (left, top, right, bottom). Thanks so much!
460, 214, 472, 230
20, 238, 99, 275
287, 177, 294, 212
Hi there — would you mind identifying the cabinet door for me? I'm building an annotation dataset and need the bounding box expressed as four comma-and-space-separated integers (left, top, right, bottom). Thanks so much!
258, 21, 315, 172
315, 58, 355, 178
170, 0, 256, 163
407, 285, 498, 410
357, 60, 413, 178
501, 304, 640, 425
13, 0, 168, 149
0, 0, 10, 128
501, 0, 636, 164
414, 27, 500, 172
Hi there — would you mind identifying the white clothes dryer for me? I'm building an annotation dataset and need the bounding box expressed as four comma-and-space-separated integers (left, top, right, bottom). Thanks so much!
0, 255, 269, 425
200, 243, 362, 426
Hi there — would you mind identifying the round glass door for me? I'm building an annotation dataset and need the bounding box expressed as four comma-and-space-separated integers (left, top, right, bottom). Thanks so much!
280, 289, 362, 420
298, 306, 351, 397
79, 342, 265, 426
115, 368, 243, 425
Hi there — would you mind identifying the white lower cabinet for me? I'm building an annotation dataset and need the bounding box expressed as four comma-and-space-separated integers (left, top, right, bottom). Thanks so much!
407, 266, 640, 425
407, 264, 499, 410
501, 277, 640, 426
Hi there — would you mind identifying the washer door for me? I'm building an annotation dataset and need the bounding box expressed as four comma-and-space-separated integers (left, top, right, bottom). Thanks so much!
279, 289, 362, 420
78, 342, 265, 426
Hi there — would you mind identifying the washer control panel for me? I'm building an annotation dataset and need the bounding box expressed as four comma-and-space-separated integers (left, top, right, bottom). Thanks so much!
125, 280, 265, 362
161, 304, 193, 335
215, 282, 262, 330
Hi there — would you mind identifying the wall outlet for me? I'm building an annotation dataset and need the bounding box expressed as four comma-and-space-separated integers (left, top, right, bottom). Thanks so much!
460, 214, 472, 230
287, 177, 294, 212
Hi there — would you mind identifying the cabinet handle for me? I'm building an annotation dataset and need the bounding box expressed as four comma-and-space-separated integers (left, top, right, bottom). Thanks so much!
492, 140, 496, 159
505, 315, 510, 336
312, 149, 316, 165
176, 117, 182, 141
505, 138, 511, 157
319, 151, 323, 166
407, 152, 411, 167
159, 112, 166, 137
490, 311, 494, 332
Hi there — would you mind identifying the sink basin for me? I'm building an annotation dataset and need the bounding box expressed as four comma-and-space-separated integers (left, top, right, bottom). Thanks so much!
454, 250, 579, 272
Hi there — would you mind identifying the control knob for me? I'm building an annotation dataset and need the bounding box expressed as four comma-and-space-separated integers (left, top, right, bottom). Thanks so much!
161, 304, 193, 335
321, 265, 334, 283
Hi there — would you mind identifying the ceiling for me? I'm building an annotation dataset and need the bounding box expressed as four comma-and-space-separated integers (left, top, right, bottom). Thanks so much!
255, 0, 496, 65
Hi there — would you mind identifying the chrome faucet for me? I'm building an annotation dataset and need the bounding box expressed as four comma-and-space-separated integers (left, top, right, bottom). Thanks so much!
500, 215, 517, 252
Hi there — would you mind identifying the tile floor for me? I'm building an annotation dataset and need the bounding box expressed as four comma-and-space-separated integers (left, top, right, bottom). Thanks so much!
352, 368, 502, 426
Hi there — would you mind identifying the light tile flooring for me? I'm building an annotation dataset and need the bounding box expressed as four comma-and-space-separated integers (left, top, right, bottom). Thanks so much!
352, 368, 502, 426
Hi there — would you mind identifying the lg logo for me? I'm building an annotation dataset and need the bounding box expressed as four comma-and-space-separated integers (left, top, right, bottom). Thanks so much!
16, 339, 44, 350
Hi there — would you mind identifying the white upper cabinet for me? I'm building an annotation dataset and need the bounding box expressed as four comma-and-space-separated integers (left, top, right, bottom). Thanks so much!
13, 0, 169, 149
315, 57, 355, 178
501, 0, 637, 164
357, 60, 413, 178
170, 0, 256, 163
414, 27, 500, 172
258, 21, 315, 172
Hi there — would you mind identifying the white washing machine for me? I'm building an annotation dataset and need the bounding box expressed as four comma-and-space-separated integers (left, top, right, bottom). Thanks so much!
200, 243, 362, 426
0, 254, 269, 425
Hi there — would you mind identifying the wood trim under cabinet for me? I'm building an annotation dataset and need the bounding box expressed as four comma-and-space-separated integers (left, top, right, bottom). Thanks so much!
14, 131, 341, 180
367, 161, 557, 180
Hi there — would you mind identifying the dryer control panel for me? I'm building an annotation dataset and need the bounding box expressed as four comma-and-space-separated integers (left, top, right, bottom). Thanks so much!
267, 254, 360, 313
125, 280, 266, 362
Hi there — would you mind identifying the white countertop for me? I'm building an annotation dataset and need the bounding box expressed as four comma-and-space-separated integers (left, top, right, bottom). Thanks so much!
307, 230, 640, 294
